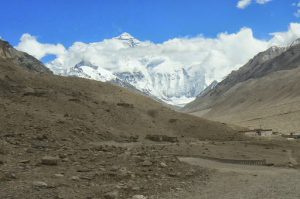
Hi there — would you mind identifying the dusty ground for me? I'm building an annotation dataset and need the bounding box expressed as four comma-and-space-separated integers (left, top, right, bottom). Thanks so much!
0, 139, 209, 199
174, 157, 300, 199
1, 137, 300, 199
162, 139, 300, 199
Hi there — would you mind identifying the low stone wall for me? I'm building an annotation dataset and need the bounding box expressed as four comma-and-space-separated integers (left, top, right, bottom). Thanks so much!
145, 135, 178, 143
185, 155, 267, 166
208, 157, 267, 165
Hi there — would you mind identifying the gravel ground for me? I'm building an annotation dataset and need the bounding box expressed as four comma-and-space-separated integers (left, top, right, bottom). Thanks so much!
169, 157, 300, 199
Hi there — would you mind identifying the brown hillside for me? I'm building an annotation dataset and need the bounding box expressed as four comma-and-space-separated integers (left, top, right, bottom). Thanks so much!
185, 44, 300, 134
0, 54, 241, 145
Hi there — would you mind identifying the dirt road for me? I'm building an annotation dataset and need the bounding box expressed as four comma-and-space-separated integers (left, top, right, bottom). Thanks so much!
171, 157, 300, 199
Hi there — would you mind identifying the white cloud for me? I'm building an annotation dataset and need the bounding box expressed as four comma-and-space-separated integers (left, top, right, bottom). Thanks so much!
293, 1, 300, 17
237, 0, 272, 9
256, 0, 272, 4
16, 34, 66, 60
15, 23, 300, 85
237, 0, 252, 9
269, 23, 300, 45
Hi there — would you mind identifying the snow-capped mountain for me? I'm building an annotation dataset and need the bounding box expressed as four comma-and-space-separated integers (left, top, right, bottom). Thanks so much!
114, 32, 141, 47
46, 33, 207, 106
69, 60, 117, 82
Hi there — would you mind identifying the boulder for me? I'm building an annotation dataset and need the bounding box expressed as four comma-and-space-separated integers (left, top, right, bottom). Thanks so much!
104, 191, 119, 199
41, 156, 59, 165
132, 195, 147, 199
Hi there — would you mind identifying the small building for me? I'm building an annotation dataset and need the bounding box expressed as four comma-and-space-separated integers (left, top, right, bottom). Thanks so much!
282, 132, 300, 139
239, 129, 273, 137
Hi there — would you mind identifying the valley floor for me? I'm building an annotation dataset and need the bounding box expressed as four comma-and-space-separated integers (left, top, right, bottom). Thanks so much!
168, 157, 300, 199
1, 137, 300, 199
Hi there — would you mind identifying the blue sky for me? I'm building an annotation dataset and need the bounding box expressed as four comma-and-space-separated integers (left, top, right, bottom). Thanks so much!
1, 0, 299, 46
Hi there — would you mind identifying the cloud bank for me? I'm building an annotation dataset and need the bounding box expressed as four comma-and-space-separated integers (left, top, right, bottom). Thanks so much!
237, 0, 272, 9
16, 34, 66, 60
16, 23, 300, 85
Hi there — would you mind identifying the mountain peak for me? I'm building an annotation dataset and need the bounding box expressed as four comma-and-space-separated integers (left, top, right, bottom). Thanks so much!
0, 39, 13, 58
115, 32, 140, 47
0, 39, 52, 74
0, 39, 9, 46
118, 32, 135, 40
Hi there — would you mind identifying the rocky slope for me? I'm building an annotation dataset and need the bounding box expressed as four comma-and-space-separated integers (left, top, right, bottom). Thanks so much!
184, 41, 300, 133
0, 39, 52, 74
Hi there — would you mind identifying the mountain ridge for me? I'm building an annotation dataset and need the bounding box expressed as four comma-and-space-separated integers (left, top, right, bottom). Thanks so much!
184, 39, 300, 133
0, 39, 52, 74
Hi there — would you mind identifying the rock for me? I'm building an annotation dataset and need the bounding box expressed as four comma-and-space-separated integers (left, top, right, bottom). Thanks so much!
104, 191, 119, 199
61, 158, 69, 162
41, 156, 59, 165
35, 134, 48, 141
131, 186, 141, 191
25, 148, 34, 153
54, 173, 64, 178
110, 166, 119, 171
141, 160, 152, 167
19, 160, 30, 164
80, 175, 94, 180
33, 181, 48, 188
160, 162, 167, 168
118, 167, 131, 176
0, 145, 7, 155
70, 176, 80, 181
76, 167, 92, 172
23, 87, 35, 96
59, 153, 67, 158
132, 195, 147, 199
4, 172, 17, 180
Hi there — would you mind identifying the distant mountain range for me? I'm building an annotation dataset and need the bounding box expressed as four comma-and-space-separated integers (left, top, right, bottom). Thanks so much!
184, 39, 300, 134
46, 33, 206, 106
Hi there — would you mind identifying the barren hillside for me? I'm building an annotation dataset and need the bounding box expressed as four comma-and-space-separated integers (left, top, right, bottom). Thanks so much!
184, 42, 300, 133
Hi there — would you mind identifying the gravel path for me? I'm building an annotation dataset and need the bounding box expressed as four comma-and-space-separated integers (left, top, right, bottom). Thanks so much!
167, 157, 300, 199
